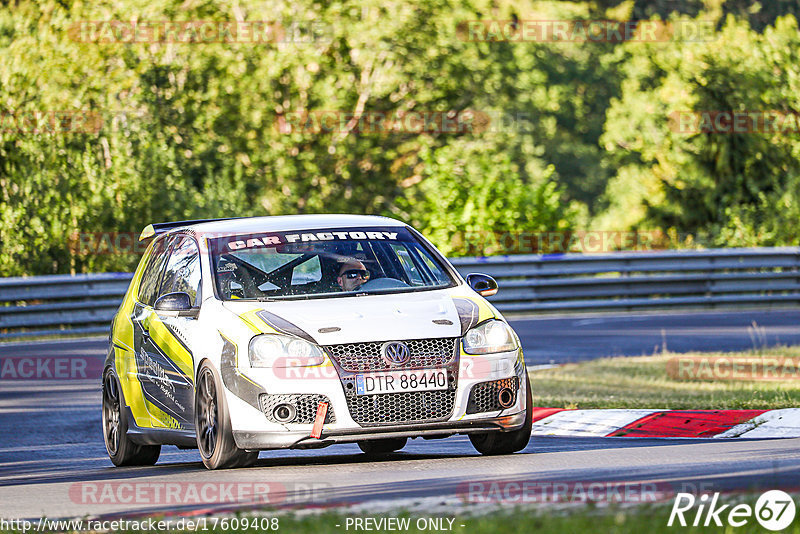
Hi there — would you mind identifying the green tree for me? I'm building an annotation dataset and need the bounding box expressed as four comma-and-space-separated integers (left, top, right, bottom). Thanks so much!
396, 139, 579, 256
598, 14, 800, 246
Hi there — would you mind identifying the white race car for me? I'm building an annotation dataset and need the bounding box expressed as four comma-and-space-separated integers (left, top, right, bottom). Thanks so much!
103, 215, 531, 469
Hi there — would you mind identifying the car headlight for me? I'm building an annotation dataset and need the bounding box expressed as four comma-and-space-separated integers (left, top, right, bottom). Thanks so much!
462, 320, 518, 354
249, 334, 326, 368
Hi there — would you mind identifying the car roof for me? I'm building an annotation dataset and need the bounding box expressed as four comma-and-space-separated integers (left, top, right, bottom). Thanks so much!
182, 214, 407, 237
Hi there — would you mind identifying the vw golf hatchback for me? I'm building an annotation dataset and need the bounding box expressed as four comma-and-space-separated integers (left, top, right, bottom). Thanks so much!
103, 215, 531, 469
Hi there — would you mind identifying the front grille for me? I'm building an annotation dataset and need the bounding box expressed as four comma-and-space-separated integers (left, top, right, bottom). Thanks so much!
259, 393, 336, 424
324, 338, 458, 372
466, 377, 520, 414
326, 337, 460, 426
341, 386, 456, 426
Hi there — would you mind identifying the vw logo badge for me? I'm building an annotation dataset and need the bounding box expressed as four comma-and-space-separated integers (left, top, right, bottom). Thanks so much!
381, 342, 411, 366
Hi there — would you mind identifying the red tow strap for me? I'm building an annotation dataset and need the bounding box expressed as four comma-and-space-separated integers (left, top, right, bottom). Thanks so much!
310, 402, 329, 439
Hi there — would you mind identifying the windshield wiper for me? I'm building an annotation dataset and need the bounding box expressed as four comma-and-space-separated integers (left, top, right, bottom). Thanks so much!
257, 294, 317, 301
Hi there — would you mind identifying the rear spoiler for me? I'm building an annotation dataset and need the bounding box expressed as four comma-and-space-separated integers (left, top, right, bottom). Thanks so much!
139, 218, 239, 241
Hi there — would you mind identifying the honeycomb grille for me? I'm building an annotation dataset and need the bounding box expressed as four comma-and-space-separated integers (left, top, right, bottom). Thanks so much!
259, 393, 336, 424
324, 338, 458, 372
466, 377, 520, 414
340, 385, 456, 426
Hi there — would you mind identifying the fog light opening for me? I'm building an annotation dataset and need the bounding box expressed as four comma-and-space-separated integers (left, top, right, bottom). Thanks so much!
273, 403, 297, 423
497, 387, 515, 409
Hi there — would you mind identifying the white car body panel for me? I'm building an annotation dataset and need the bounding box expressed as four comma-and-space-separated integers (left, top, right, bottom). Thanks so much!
110, 214, 529, 454
222, 289, 463, 344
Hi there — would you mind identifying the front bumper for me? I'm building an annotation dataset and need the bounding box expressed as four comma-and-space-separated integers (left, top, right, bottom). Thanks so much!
224, 343, 527, 450
232, 410, 527, 450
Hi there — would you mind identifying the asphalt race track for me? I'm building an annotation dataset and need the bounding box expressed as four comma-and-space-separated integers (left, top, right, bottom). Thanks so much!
1, 309, 800, 520
513, 309, 800, 364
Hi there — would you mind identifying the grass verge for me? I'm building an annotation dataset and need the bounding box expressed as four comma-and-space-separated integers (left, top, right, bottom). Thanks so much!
4, 496, 798, 534
530, 346, 800, 409
236, 502, 800, 534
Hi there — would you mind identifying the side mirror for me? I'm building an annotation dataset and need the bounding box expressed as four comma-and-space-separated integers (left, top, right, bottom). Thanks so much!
466, 273, 498, 297
154, 292, 198, 317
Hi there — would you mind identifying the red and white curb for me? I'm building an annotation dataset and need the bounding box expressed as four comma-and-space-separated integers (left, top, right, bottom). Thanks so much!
531, 408, 800, 438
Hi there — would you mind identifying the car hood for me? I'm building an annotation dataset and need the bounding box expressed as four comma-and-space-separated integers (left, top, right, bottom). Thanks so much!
222, 288, 476, 345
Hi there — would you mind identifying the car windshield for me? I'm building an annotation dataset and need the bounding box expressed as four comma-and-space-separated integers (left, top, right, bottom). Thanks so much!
207, 226, 455, 300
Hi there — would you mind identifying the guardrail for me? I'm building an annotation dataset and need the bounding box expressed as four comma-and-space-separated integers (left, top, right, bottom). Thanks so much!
2, 248, 799, 339
450, 247, 800, 313
0, 273, 133, 339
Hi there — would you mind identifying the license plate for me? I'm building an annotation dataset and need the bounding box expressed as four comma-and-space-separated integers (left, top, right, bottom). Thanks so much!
355, 369, 448, 395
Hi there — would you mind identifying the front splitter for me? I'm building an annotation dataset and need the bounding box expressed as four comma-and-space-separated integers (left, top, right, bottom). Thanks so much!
233, 411, 527, 450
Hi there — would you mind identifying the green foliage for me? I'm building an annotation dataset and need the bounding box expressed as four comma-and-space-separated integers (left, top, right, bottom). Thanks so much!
0, 0, 582, 275
721, 0, 800, 31
600, 14, 800, 247
1, 0, 800, 275
396, 139, 579, 256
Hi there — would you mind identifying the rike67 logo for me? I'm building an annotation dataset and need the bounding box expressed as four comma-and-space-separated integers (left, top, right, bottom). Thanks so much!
668, 490, 797, 531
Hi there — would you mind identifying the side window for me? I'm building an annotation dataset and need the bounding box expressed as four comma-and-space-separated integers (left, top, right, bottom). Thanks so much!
160, 236, 202, 306
138, 236, 172, 306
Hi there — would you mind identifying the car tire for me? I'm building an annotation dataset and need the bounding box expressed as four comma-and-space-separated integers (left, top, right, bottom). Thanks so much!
195, 362, 259, 470
102, 370, 161, 466
357, 437, 408, 454
469, 373, 532, 456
